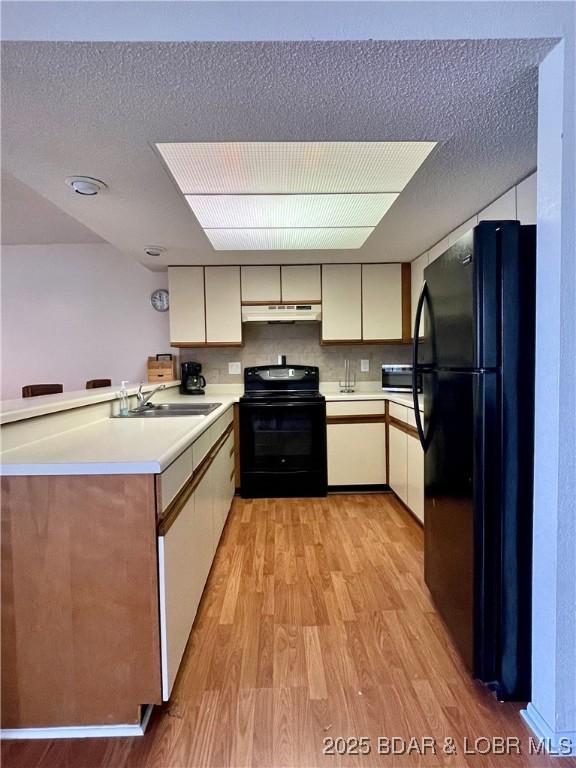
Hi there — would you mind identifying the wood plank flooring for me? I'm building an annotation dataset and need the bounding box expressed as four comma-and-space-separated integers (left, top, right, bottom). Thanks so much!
3, 494, 573, 768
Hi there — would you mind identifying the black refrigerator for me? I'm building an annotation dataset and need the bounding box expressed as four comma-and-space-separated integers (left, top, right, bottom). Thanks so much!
412, 220, 536, 701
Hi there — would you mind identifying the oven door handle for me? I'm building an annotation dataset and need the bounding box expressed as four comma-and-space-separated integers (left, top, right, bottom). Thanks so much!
240, 401, 325, 408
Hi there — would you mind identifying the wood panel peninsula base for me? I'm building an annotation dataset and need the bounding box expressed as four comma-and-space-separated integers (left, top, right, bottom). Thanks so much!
0, 400, 236, 740
1, 474, 162, 737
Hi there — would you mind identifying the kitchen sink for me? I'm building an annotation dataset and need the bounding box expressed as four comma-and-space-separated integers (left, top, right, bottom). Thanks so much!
113, 402, 222, 418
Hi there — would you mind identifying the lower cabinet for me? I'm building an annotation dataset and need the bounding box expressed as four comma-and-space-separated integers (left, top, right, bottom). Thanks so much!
326, 401, 386, 486
158, 424, 235, 700
388, 424, 408, 504
158, 491, 206, 700
327, 422, 387, 485
406, 433, 424, 523
388, 419, 424, 523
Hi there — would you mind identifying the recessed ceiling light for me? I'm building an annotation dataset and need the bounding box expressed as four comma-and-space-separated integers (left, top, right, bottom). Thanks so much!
65, 176, 107, 196
144, 246, 166, 257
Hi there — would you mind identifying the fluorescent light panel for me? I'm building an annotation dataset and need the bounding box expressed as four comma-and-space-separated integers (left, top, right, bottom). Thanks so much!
185, 193, 398, 228
204, 227, 374, 251
156, 141, 436, 249
157, 141, 436, 194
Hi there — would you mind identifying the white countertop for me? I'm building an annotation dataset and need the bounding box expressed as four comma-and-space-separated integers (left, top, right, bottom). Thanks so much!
0, 383, 423, 477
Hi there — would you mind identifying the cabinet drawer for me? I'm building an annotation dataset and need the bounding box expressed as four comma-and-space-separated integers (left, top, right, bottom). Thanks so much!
192, 428, 213, 469
405, 408, 418, 429
326, 400, 385, 417
160, 446, 193, 512
210, 407, 233, 444
388, 402, 409, 423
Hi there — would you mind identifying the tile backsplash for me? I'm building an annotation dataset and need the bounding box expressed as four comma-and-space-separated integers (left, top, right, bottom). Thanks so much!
180, 323, 412, 384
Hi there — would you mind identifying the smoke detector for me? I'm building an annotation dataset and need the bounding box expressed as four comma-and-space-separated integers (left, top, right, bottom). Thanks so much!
144, 246, 166, 257
65, 176, 107, 196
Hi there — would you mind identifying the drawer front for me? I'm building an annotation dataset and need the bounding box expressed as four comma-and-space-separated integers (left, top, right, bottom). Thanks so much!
388, 402, 409, 423
148, 371, 175, 382
326, 400, 385, 417
210, 406, 234, 444
160, 446, 193, 512
405, 408, 418, 429
192, 428, 213, 469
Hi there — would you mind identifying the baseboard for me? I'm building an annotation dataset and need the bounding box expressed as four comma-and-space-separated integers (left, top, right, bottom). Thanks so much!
0, 703, 154, 740
328, 484, 390, 493
521, 703, 576, 756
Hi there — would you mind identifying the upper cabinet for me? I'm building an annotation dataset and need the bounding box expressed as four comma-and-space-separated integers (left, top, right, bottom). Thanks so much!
168, 267, 206, 345
362, 264, 403, 341
205, 267, 242, 343
321, 264, 362, 342
240, 265, 322, 303
169, 261, 409, 346
240, 266, 281, 303
168, 266, 242, 346
281, 265, 321, 302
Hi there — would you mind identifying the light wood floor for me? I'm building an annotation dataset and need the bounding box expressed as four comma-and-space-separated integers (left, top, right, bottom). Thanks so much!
3, 494, 573, 768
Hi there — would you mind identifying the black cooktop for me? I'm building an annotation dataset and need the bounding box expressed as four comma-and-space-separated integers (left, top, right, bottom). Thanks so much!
241, 364, 323, 402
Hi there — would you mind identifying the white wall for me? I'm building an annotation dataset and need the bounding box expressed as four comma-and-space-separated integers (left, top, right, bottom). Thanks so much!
0, 244, 171, 399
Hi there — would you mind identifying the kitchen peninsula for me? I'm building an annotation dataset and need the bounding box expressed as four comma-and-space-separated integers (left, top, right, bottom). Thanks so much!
1, 381, 422, 738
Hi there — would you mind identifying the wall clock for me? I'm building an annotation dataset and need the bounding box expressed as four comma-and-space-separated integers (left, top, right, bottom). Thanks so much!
150, 289, 169, 312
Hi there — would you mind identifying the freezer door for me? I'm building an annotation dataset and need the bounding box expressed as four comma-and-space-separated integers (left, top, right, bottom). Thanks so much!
424, 222, 516, 370
424, 232, 476, 369
423, 370, 499, 677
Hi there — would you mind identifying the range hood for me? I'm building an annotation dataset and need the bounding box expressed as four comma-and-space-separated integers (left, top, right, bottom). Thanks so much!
242, 303, 322, 323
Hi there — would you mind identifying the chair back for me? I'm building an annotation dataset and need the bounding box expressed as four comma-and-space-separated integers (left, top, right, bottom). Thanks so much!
86, 379, 112, 389
22, 384, 63, 398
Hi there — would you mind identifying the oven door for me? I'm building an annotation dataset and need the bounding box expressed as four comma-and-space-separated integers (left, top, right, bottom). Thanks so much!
239, 400, 327, 497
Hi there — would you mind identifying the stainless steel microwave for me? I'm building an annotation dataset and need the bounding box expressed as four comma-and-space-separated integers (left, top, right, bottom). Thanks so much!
381, 364, 421, 393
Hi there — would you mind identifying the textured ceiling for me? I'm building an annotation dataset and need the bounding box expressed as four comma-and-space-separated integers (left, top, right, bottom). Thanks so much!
1, 39, 554, 267
1, 172, 104, 245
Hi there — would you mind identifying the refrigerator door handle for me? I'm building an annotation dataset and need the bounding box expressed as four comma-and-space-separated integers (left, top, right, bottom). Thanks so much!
412, 281, 428, 449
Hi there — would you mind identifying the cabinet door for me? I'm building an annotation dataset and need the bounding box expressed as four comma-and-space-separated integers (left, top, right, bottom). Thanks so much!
212, 432, 235, 547
241, 266, 281, 302
281, 265, 321, 302
388, 424, 408, 504
168, 267, 206, 344
158, 493, 203, 700
205, 267, 242, 343
327, 422, 386, 485
411, 253, 428, 335
322, 264, 362, 341
195, 465, 215, 576
362, 264, 403, 341
406, 434, 424, 523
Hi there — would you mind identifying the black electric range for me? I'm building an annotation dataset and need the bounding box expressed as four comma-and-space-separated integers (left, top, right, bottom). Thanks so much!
239, 365, 327, 498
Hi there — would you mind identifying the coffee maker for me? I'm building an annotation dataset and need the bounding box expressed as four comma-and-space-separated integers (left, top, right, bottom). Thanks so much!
180, 362, 206, 395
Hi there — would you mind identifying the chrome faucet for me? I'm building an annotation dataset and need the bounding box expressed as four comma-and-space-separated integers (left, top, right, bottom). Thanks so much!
134, 382, 166, 410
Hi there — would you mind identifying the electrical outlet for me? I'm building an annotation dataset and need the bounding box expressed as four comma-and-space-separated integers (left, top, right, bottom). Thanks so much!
228, 362, 241, 375
360, 359, 370, 373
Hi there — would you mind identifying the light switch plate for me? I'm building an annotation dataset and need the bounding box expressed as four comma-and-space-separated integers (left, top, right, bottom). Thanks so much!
360, 359, 370, 372
228, 362, 241, 375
